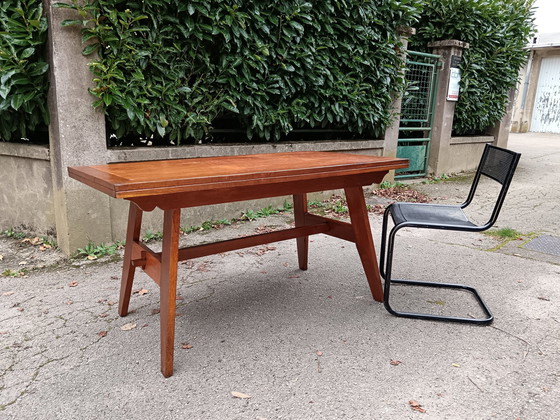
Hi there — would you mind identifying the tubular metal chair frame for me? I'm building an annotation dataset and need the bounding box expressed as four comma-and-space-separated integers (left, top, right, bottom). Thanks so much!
379, 144, 521, 324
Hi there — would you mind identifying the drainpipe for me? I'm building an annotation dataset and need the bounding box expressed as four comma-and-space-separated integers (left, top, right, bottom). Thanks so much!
520, 49, 535, 111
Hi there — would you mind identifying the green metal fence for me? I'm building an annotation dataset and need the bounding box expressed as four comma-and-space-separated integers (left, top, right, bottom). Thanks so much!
396, 51, 441, 179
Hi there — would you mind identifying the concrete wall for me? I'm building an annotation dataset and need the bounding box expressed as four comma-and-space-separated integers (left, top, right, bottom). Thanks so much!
0, 133, 494, 241
0, 143, 55, 234
447, 136, 493, 173
0, 139, 384, 244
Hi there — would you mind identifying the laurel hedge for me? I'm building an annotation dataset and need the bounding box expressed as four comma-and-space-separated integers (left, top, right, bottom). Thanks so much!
0, 0, 49, 142
2, 0, 533, 144
411, 0, 535, 135
57, 0, 422, 145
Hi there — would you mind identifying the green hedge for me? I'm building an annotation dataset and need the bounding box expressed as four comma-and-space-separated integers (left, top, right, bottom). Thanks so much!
0, 0, 49, 142
59, 0, 422, 145
411, 0, 534, 135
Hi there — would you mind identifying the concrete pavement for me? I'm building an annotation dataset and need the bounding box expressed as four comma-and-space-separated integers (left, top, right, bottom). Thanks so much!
1, 132, 559, 419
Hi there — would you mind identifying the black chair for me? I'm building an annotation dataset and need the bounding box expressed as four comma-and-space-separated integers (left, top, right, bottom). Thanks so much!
379, 144, 521, 324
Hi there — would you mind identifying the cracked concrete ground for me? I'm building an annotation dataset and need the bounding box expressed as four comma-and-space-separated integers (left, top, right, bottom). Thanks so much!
1, 133, 559, 419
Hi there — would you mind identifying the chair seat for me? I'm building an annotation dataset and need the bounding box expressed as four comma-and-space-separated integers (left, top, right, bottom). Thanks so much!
390, 202, 476, 228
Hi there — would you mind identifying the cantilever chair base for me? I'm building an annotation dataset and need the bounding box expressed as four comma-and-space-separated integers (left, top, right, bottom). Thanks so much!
383, 278, 493, 325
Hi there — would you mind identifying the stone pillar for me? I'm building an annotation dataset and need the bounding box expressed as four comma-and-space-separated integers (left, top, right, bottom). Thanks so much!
428, 40, 469, 176
381, 27, 416, 181
489, 88, 516, 148
45, 0, 112, 254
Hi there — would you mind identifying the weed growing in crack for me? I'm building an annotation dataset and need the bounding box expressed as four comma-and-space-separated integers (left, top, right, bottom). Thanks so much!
379, 180, 407, 189
1, 268, 28, 277
2, 228, 26, 240
75, 241, 124, 260
484, 227, 522, 240
143, 230, 163, 242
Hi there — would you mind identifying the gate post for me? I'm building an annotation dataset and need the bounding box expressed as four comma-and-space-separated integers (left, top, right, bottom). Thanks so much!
427, 40, 469, 176
44, 0, 112, 254
381, 27, 416, 182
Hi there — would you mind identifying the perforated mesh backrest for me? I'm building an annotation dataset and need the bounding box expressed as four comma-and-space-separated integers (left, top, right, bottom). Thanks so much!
461, 144, 521, 229
479, 146, 517, 185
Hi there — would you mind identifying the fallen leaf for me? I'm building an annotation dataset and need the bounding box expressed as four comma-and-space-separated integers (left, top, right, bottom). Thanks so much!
18, 261, 27, 266
255, 225, 275, 234
316, 351, 323, 356
538, 296, 550, 301
0, 254, 3, 260
66, 300, 73, 305
452, 363, 461, 368
254, 246, 276, 256
3, 291, 14, 296
17, 307, 24, 312
390, 359, 402, 366
181, 343, 193, 349
98, 313, 108, 318
69, 281, 78, 287
231, 391, 251, 399
151, 308, 160, 315
98, 331, 108, 337
409, 400, 426, 413
196, 262, 211, 272
134, 288, 149, 295
87, 254, 97, 260
120, 323, 137, 331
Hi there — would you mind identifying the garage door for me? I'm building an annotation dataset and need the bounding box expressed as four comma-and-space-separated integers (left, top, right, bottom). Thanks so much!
531, 56, 560, 133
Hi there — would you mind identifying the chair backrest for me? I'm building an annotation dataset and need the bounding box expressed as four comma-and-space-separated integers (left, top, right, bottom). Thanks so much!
462, 144, 521, 230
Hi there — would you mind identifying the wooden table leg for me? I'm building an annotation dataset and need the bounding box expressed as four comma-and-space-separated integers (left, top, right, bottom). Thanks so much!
345, 186, 384, 302
119, 202, 143, 317
293, 193, 309, 270
160, 208, 181, 377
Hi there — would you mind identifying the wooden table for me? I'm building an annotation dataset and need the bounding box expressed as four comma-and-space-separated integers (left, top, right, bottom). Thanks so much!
69, 151, 408, 377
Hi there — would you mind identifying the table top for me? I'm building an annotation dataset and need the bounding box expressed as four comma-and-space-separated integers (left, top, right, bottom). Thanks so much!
68, 151, 408, 199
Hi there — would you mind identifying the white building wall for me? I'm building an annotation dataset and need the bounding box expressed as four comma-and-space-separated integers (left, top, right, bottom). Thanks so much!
531, 56, 560, 133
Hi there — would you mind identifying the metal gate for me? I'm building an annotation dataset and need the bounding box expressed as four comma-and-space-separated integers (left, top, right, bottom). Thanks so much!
396, 51, 441, 178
